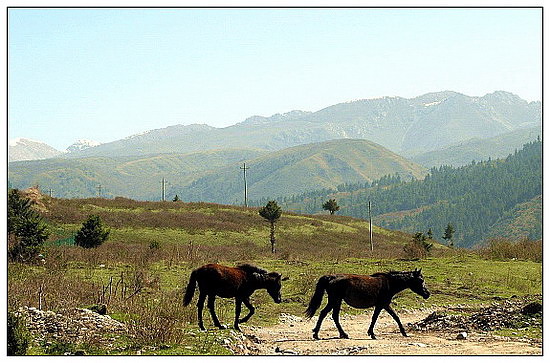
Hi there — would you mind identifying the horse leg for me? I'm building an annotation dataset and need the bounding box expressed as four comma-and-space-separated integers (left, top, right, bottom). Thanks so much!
238, 297, 256, 324
207, 295, 226, 329
233, 298, 242, 331
385, 305, 408, 337
312, 302, 333, 340
197, 292, 207, 331
367, 306, 383, 339
331, 298, 349, 339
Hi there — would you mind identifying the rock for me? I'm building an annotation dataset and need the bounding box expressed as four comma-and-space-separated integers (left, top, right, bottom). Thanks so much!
521, 302, 542, 316
456, 332, 468, 340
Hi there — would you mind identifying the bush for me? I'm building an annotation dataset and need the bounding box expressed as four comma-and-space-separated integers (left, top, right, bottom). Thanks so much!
481, 238, 542, 262
74, 215, 110, 249
8, 311, 30, 355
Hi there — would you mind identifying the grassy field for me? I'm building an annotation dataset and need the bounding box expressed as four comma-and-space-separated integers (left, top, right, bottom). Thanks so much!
8, 196, 542, 355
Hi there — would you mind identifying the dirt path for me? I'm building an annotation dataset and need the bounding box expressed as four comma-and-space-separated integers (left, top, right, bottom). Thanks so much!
237, 309, 542, 355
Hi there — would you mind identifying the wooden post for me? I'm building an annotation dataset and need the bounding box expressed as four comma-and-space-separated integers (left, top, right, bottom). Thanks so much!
368, 200, 373, 251
161, 178, 166, 201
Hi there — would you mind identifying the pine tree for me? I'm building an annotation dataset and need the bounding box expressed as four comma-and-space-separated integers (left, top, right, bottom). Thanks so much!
8, 189, 50, 262
75, 215, 110, 248
259, 201, 282, 253
443, 223, 455, 247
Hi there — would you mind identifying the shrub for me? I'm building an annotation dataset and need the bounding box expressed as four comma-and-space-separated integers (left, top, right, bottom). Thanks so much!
481, 238, 542, 262
8, 311, 30, 355
75, 215, 110, 248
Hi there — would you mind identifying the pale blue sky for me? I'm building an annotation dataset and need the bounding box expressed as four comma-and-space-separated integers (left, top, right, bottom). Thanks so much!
8, 8, 542, 150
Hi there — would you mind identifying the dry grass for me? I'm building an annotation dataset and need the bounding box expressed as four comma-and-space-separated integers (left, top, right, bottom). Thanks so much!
479, 238, 542, 263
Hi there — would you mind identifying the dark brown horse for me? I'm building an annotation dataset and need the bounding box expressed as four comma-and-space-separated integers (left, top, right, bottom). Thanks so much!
305, 268, 430, 339
183, 263, 288, 331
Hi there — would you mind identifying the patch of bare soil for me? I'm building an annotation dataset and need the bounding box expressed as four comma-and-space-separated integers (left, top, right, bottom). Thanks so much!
238, 301, 542, 355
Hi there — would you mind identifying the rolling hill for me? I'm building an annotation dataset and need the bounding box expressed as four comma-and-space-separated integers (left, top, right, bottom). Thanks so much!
8, 148, 267, 200
177, 139, 427, 204
8, 139, 426, 203
267, 139, 542, 248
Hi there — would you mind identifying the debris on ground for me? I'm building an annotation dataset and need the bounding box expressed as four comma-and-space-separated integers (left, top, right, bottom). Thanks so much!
409, 295, 542, 334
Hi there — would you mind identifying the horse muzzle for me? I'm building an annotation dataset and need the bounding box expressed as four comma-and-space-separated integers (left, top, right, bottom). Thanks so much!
422, 290, 431, 299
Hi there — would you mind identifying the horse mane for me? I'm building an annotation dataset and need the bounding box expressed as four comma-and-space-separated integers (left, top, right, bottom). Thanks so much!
236, 264, 268, 275
370, 270, 413, 280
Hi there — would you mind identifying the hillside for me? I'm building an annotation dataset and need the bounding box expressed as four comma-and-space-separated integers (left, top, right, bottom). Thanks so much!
269, 140, 542, 248
484, 195, 542, 243
8, 139, 425, 202
8, 148, 266, 200
411, 125, 542, 168
60, 91, 540, 159
178, 139, 427, 204
40, 195, 430, 262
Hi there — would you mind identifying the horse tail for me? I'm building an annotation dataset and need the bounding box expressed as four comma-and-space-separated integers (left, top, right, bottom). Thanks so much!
304, 275, 335, 319
183, 269, 198, 306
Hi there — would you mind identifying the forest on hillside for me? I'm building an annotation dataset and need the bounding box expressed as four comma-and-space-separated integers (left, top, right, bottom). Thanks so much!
252, 139, 542, 248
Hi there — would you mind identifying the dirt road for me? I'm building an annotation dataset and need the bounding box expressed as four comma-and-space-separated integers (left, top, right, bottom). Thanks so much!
236, 309, 542, 355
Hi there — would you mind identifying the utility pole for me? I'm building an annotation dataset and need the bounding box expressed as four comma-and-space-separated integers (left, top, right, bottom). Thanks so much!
161, 178, 167, 202
97, 184, 102, 198
240, 163, 250, 207
48, 188, 53, 197
368, 200, 373, 251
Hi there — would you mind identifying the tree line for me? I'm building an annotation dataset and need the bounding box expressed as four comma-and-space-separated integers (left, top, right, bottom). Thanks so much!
253, 139, 542, 248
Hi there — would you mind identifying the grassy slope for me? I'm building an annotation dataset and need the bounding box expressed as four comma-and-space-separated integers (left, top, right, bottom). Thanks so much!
8, 148, 266, 200
180, 139, 427, 204
9, 197, 542, 355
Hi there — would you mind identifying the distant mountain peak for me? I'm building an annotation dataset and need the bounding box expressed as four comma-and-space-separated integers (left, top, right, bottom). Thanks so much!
240, 110, 312, 126
66, 139, 101, 153
8, 138, 62, 162
9, 137, 42, 147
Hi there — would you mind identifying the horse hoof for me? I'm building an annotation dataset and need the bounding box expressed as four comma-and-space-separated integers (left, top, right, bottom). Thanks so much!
340, 334, 349, 339
313, 334, 320, 340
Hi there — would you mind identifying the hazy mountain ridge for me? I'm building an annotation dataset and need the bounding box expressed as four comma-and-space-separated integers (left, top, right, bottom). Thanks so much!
411, 125, 542, 168
58, 90, 540, 159
8, 138, 63, 162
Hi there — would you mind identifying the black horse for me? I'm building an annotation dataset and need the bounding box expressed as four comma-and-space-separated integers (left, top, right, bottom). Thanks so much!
305, 268, 430, 339
183, 263, 288, 331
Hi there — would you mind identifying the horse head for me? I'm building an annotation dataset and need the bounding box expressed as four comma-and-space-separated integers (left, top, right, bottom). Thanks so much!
409, 268, 430, 299
259, 272, 288, 304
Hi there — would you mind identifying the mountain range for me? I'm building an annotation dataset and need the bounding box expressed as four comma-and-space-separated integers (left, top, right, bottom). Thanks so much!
8, 138, 102, 162
8, 90, 542, 247
51, 90, 539, 160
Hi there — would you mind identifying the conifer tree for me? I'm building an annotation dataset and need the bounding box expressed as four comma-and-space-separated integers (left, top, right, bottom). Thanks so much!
75, 215, 110, 248
259, 201, 282, 253
8, 189, 49, 262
